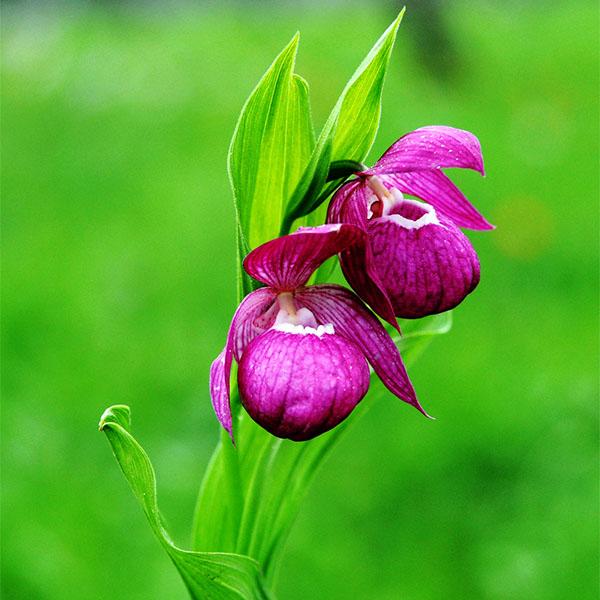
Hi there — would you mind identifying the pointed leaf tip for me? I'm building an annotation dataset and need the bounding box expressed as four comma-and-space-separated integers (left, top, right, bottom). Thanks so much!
394, 7, 406, 29
283, 31, 300, 59
228, 27, 314, 250
382, 7, 405, 45
283, 11, 405, 225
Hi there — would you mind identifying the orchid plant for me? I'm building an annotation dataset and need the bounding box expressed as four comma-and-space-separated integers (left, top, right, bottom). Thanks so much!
99, 12, 491, 599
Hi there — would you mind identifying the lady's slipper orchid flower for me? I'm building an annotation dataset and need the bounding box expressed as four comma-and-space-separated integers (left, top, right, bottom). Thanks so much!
210, 224, 428, 442
328, 126, 493, 323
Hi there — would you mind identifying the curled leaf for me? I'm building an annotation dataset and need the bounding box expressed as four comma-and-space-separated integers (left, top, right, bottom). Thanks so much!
99, 405, 273, 600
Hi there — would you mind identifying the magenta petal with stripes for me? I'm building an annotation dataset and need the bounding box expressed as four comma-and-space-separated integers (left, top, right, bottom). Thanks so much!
209, 287, 277, 441
382, 171, 494, 231
229, 287, 278, 361
238, 325, 370, 441
209, 350, 234, 439
243, 223, 364, 291
327, 179, 369, 227
369, 125, 485, 175
295, 284, 429, 417
327, 181, 399, 329
367, 198, 480, 318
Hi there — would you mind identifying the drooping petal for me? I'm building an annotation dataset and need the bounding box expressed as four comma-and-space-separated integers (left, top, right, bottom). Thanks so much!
230, 287, 278, 361
243, 223, 364, 291
238, 324, 370, 441
295, 284, 429, 417
327, 179, 369, 228
327, 181, 399, 329
369, 126, 485, 175
209, 349, 234, 438
367, 199, 480, 318
381, 170, 494, 230
209, 287, 277, 441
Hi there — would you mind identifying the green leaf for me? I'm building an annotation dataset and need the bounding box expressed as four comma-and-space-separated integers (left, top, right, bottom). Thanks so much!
192, 426, 244, 554
395, 312, 453, 364
99, 405, 272, 600
283, 10, 404, 230
228, 33, 315, 251
329, 9, 404, 161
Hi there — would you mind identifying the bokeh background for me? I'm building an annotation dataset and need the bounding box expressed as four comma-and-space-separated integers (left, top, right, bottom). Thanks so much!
2, 1, 598, 598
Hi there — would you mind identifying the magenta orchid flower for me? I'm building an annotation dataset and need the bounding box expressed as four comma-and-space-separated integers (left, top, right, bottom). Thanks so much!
328, 125, 493, 324
210, 224, 428, 442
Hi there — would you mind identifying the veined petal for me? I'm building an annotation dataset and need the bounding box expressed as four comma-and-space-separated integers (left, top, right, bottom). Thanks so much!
327, 181, 399, 329
367, 200, 480, 317
370, 126, 485, 174
230, 287, 278, 361
243, 224, 364, 291
209, 349, 234, 439
209, 288, 277, 441
295, 284, 429, 417
327, 179, 369, 228
238, 325, 370, 441
382, 170, 494, 230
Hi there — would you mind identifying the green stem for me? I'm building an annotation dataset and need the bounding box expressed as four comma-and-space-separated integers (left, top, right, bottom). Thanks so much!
236, 437, 282, 555
191, 389, 244, 552
221, 387, 244, 540
326, 159, 367, 180
279, 213, 296, 238
279, 159, 366, 236
190, 439, 222, 549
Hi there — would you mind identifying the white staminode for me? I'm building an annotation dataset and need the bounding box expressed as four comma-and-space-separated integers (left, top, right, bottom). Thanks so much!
296, 223, 341, 234
379, 189, 440, 230
273, 322, 335, 337
273, 305, 335, 337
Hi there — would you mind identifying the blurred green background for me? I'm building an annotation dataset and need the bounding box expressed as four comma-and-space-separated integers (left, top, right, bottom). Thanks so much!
2, 1, 598, 598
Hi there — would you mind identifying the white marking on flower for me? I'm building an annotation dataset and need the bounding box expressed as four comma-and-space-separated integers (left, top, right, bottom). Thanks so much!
273, 322, 335, 337
295, 223, 341, 234
381, 195, 440, 230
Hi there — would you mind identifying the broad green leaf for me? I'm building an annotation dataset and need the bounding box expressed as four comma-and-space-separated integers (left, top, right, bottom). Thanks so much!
236, 222, 258, 309
99, 405, 272, 600
283, 10, 404, 229
228, 33, 315, 251
192, 307, 451, 588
